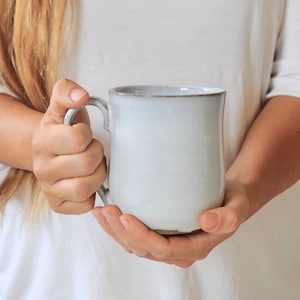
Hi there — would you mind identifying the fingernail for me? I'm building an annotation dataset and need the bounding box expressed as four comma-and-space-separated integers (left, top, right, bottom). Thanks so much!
204, 212, 219, 230
70, 88, 87, 102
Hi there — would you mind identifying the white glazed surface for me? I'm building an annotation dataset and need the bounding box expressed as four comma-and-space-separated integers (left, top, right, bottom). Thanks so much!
105, 86, 225, 233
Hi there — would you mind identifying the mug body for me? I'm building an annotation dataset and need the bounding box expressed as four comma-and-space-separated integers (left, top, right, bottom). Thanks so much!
107, 86, 225, 234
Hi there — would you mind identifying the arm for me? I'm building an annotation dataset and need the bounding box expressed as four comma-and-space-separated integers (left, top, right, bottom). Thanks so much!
0, 93, 42, 171
227, 95, 300, 218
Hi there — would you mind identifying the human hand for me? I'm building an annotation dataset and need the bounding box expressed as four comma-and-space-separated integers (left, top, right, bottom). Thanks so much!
32, 79, 107, 214
93, 180, 249, 268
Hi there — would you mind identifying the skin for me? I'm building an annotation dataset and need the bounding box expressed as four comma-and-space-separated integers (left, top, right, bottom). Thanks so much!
0, 95, 41, 171
1, 79, 300, 268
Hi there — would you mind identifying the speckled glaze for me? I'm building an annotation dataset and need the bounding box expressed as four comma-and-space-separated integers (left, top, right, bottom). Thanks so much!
65, 85, 225, 234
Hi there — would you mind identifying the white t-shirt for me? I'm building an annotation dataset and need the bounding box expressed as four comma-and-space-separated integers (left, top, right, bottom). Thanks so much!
1, 1, 300, 299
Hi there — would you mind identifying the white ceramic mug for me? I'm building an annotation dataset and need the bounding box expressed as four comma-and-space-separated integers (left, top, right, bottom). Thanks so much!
65, 85, 225, 235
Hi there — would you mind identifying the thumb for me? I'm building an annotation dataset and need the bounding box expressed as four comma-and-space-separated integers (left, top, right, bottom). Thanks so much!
45, 78, 89, 124
198, 180, 249, 235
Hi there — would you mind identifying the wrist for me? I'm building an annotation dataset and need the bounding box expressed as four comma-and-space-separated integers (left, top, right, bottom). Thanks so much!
225, 168, 268, 219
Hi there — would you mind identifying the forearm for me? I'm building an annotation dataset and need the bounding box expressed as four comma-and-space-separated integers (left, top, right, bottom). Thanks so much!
226, 96, 300, 218
0, 93, 42, 171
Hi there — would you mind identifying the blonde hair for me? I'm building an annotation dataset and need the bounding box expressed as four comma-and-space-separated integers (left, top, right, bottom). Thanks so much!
0, 0, 69, 215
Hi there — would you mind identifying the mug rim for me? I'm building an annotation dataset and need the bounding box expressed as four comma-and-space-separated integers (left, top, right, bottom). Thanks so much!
109, 85, 225, 97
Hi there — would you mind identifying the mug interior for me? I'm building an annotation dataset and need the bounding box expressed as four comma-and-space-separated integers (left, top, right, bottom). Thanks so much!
110, 85, 224, 97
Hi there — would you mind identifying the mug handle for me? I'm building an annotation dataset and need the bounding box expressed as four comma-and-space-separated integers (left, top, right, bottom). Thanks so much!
64, 97, 110, 204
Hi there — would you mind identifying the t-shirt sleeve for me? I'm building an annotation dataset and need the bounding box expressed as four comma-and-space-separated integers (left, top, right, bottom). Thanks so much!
0, 83, 9, 94
0, 80, 15, 97
265, 0, 300, 101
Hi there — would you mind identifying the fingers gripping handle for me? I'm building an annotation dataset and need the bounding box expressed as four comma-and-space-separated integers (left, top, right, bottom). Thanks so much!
64, 97, 110, 204
64, 97, 110, 130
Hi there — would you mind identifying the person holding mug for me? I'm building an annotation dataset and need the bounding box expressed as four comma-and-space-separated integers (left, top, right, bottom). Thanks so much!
0, 1, 299, 299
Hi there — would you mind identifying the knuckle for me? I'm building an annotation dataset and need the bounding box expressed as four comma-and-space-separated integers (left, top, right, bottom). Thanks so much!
80, 140, 105, 175
41, 187, 61, 204
84, 197, 96, 212
80, 153, 98, 175
53, 202, 73, 214
50, 203, 66, 214
33, 161, 47, 180
51, 78, 72, 102
45, 195, 64, 213
72, 178, 93, 201
228, 209, 240, 232
72, 130, 90, 151
51, 198, 94, 215
52, 79, 63, 95
99, 160, 108, 179
96, 140, 105, 158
